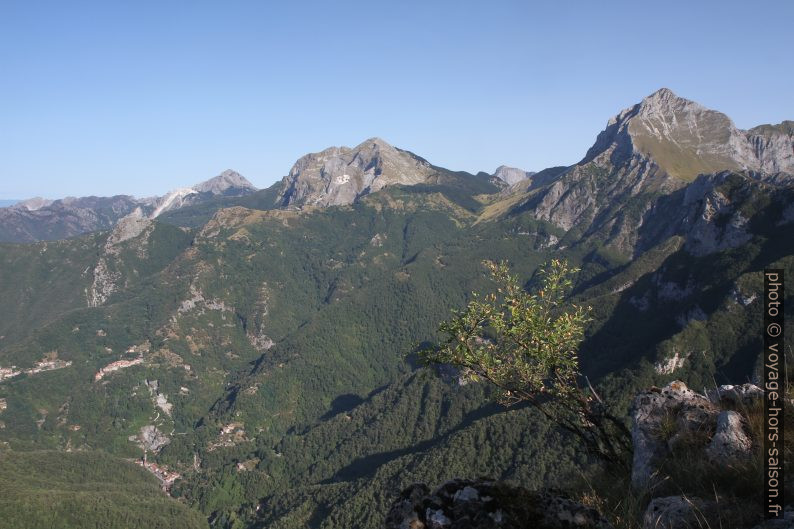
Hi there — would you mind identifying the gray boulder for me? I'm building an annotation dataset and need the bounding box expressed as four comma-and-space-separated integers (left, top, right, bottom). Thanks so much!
631, 381, 718, 488
707, 383, 764, 406
705, 410, 752, 461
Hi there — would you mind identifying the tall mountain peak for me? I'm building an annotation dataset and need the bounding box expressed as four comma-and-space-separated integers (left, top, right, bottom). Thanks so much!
585, 88, 794, 180
13, 197, 54, 211
360, 136, 391, 147
492, 165, 534, 186
146, 170, 257, 218
642, 87, 679, 103
276, 138, 438, 207
194, 170, 257, 195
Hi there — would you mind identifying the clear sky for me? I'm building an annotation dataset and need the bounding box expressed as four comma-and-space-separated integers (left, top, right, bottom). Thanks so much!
1, 0, 792, 199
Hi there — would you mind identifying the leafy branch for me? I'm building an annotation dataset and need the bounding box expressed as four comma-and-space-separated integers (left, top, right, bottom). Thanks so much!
420, 259, 631, 467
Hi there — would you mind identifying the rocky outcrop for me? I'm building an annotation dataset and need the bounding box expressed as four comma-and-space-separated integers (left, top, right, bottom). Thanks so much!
86, 257, 122, 308
130, 425, 170, 452
746, 121, 794, 175
631, 380, 762, 488
276, 138, 440, 207
706, 383, 764, 405
631, 381, 718, 487
705, 410, 752, 461
384, 479, 613, 529
671, 171, 766, 256
105, 210, 151, 248
146, 379, 173, 417
87, 214, 155, 307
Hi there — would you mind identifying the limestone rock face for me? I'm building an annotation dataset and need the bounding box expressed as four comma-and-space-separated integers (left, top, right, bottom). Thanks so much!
384, 479, 613, 529
87, 212, 155, 307
637, 170, 793, 258
584, 88, 794, 181
630, 381, 718, 488
706, 410, 752, 461
105, 210, 152, 250
707, 383, 764, 406
513, 89, 792, 256
746, 121, 794, 175
631, 381, 764, 488
276, 138, 439, 207
492, 165, 533, 186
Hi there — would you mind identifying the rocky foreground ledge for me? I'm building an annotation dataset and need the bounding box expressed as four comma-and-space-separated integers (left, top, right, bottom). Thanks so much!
386, 380, 792, 529
384, 478, 613, 529
631, 380, 762, 487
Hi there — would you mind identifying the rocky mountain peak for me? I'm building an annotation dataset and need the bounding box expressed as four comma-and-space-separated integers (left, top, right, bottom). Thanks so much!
749, 120, 794, 137
193, 170, 257, 195
276, 137, 438, 207
13, 197, 54, 211
639, 86, 686, 107
584, 88, 794, 181
360, 136, 391, 148
492, 165, 534, 186
144, 170, 257, 218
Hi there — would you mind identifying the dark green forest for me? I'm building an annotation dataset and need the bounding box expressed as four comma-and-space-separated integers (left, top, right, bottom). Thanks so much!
0, 172, 792, 528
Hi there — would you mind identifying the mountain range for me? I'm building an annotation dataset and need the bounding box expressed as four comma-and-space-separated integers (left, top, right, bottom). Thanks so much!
0, 88, 791, 529
0, 149, 534, 244
0, 170, 258, 243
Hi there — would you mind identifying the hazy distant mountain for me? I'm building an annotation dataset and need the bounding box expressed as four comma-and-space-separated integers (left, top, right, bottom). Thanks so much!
492, 165, 535, 186
0, 170, 257, 243
140, 170, 258, 218
12, 197, 53, 210
194, 169, 258, 195
0, 200, 20, 208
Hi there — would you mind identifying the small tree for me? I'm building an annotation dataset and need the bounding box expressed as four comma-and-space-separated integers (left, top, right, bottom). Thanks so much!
420, 259, 631, 467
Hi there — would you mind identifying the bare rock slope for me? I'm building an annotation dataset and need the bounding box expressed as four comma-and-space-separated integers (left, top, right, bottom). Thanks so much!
276, 138, 441, 207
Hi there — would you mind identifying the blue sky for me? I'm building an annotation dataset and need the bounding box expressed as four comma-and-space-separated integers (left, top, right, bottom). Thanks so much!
1, 0, 792, 199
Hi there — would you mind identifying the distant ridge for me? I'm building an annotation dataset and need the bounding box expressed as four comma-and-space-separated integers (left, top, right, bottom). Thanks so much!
0, 170, 257, 243
1, 88, 791, 243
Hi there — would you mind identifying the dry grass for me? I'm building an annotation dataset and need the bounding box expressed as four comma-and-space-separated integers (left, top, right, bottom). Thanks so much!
572, 395, 794, 529
574, 466, 647, 529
